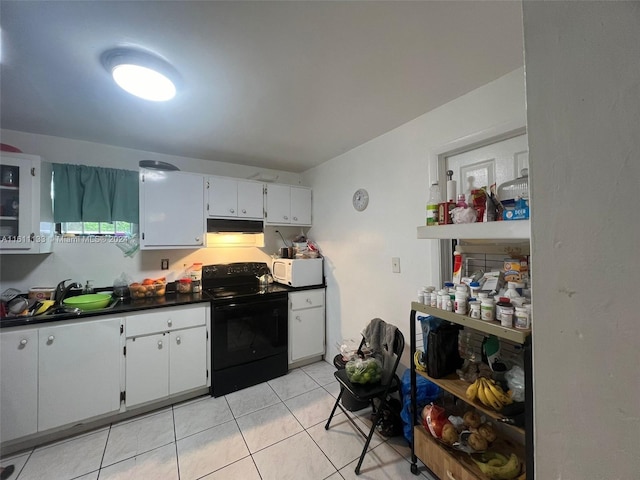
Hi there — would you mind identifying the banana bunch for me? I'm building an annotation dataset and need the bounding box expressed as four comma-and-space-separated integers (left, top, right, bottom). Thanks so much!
472, 451, 521, 480
466, 377, 513, 411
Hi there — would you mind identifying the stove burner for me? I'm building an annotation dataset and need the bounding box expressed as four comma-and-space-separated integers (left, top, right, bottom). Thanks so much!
202, 262, 289, 301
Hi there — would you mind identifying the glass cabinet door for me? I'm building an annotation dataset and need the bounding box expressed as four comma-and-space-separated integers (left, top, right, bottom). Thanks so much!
0, 157, 34, 248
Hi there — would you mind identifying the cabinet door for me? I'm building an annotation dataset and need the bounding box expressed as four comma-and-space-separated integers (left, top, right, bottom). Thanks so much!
0, 328, 38, 441
125, 333, 170, 407
207, 176, 238, 217
265, 184, 291, 224
38, 317, 121, 431
290, 186, 312, 225
140, 170, 205, 249
169, 326, 207, 395
237, 180, 264, 219
289, 306, 325, 363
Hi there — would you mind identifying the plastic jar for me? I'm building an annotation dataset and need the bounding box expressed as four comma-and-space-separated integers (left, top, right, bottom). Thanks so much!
418, 290, 426, 304
469, 281, 481, 299
176, 278, 192, 294
429, 290, 437, 307
514, 306, 530, 329
497, 301, 515, 327
455, 284, 468, 296
445, 298, 453, 312
437, 289, 448, 309
468, 301, 481, 319
454, 292, 468, 315
480, 298, 495, 321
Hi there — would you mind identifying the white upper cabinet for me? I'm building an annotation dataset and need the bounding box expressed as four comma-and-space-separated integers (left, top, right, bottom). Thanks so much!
265, 184, 312, 226
206, 176, 264, 219
0, 153, 54, 254
139, 169, 206, 249
290, 186, 312, 225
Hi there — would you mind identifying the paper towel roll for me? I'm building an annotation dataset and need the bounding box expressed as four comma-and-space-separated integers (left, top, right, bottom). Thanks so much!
446, 180, 457, 202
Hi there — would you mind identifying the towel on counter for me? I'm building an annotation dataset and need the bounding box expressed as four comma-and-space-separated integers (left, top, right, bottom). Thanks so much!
362, 318, 398, 382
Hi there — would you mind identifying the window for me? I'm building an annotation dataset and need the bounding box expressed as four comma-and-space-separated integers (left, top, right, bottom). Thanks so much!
57, 221, 135, 236
51, 163, 139, 236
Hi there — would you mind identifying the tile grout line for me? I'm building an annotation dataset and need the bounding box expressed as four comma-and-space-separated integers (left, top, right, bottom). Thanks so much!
96, 423, 113, 478
171, 405, 181, 480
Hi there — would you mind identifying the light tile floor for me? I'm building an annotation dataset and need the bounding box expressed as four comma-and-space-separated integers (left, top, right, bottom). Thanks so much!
1, 360, 435, 480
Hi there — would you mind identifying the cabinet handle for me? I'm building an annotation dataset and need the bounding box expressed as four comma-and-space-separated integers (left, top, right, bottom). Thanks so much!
306, 298, 312, 304
195, 237, 201, 242
20, 339, 28, 346
242, 209, 247, 214
295, 315, 301, 321
446, 471, 458, 480
158, 340, 163, 348
48, 335, 55, 342
283, 216, 288, 220
176, 336, 181, 344
167, 319, 173, 326
293, 217, 298, 221
230, 208, 235, 213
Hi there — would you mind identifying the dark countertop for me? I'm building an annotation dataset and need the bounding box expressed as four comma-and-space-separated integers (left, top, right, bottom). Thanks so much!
0, 282, 326, 330
0, 293, 211, 329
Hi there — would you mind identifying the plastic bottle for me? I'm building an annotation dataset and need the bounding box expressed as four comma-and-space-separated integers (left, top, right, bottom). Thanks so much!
189, 263, 203, 293
480, 298, 495, 321
456, 194, 468, 208
426, 182, 441, 226
503, 282, 523, 302
454, 292, 468, 315
469, 301, 481, 319
469, 281, 481, 299
514, 306, 530, 329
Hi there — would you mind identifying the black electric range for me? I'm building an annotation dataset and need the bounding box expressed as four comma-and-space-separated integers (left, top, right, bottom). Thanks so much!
203, 262, 290, 397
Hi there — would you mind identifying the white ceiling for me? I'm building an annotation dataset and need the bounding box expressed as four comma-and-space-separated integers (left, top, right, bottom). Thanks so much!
0, 1, 524, 173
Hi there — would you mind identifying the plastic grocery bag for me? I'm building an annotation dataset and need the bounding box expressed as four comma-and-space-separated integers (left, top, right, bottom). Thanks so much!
400, 369, 442, 443
345, 357, 383, 384
505, 365, 525, 402
336, 338, 360, 361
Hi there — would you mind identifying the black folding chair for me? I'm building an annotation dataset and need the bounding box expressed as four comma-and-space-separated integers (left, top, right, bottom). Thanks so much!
324, 325, 405, 475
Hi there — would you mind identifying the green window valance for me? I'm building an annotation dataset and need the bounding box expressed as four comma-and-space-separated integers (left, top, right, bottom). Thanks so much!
52, 163, 139, 223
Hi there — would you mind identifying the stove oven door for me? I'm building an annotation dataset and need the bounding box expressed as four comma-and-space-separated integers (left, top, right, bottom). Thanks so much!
212, 293, 288, 371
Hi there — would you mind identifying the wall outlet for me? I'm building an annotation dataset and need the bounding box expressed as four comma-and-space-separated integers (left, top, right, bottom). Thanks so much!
161, 259, 169, 270
392, 257, 401, 273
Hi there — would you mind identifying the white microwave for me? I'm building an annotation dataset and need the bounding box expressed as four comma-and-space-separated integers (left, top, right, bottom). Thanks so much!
271, 258, 323, 287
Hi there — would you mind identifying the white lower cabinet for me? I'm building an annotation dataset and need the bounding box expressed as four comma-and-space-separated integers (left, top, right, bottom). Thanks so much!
125, 333, 170, 407
38, 317, 122, 431
289, 289, 325, 364
0, 328, 39, 442
124, 304, 208, 408
169, 326, 208, 395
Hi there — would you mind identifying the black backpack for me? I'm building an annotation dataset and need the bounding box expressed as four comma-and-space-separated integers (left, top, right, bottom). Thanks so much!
426, 323, 463, 378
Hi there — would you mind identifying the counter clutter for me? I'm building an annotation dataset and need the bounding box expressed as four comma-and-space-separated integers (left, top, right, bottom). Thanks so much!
1, 262, 327, 455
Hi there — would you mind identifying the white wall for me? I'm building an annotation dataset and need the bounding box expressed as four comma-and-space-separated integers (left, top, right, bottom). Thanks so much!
304, 68, 526, 363
523, 2, 640, 479
0, 131, 304, 291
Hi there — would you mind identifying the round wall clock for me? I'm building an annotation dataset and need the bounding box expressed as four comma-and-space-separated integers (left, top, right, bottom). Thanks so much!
352, 188, 369, 211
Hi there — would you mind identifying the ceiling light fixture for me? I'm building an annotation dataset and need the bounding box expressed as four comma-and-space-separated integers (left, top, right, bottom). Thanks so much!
101, 48, 180, 102
139, 160, 180, 171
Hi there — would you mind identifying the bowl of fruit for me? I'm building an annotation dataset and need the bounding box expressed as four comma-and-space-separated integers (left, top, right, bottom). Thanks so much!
129, 277, 166, 299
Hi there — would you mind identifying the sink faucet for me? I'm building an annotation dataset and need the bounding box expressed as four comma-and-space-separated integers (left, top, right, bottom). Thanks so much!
54, 279, 82, 305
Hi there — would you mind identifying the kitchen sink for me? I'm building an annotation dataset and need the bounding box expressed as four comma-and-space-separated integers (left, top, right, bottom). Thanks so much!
30, 297, 121, 320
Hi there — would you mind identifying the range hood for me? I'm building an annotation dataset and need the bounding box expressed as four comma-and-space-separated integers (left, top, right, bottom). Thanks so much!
206, 218, 264, 234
